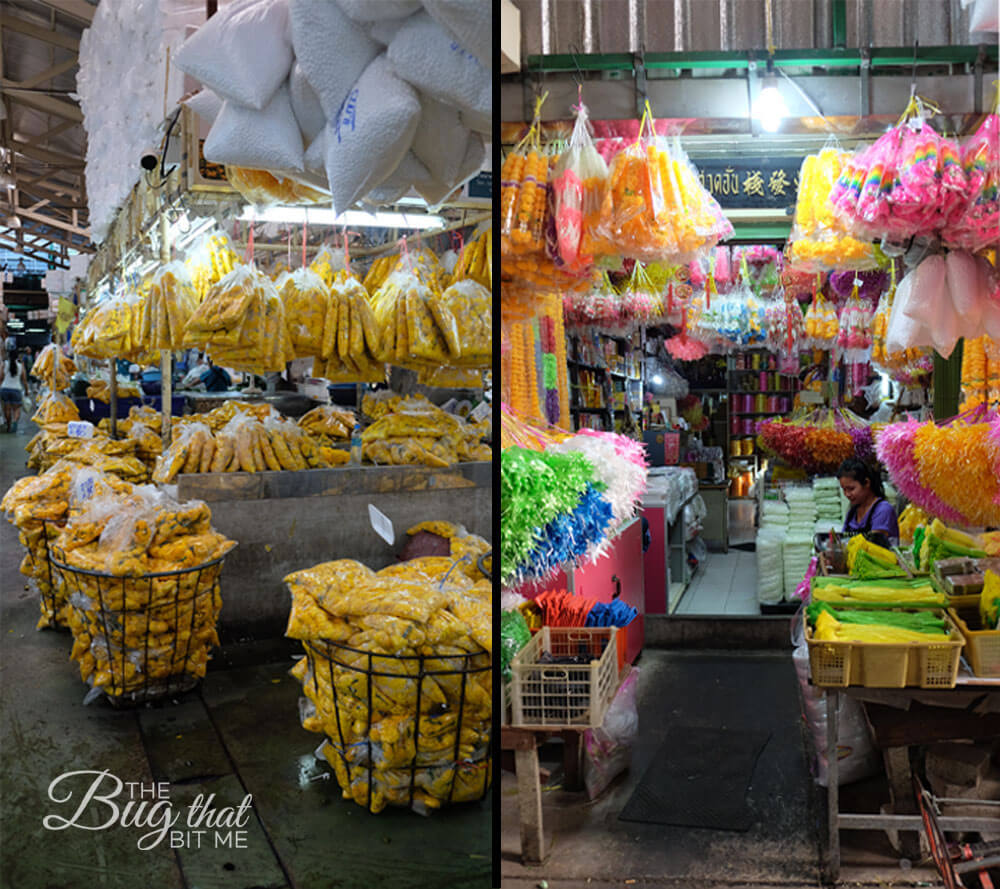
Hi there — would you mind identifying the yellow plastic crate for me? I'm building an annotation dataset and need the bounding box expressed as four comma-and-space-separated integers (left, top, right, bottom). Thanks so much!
948, 607, 1000, 678
509, 627, 618, 729
806, 609, 964, 689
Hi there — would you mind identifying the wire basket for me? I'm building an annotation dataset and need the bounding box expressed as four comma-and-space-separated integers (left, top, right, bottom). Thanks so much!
21, 520, 69, 630
50, 552, 230, 706
303, 637, 492, 815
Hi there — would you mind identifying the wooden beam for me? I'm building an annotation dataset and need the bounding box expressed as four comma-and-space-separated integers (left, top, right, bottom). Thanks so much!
19, 182, 85, 208
11, 139, 84, 168
0, 12, 80, 53
32, 118, 78, 145
32, 0, 94, 26
16, 207, 89, 237
19, 220, 90, 251
0, 234, 66, 267
5, 57, 78, 91
3, 88, 83, 123
18, 170, 84, 200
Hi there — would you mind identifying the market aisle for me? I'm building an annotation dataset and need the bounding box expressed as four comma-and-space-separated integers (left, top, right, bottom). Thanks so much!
501, 650, 821, 887
0, 428, 490, 889
675, 550, 760, 615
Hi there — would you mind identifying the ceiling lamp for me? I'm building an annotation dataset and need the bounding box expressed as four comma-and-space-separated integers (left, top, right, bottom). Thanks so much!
6, 214, 21, 229
755, 59, 789, 133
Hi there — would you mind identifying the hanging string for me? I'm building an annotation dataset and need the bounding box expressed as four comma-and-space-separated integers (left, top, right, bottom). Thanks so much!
301, 209, 308, 268
243, 208, 255, 265
764, 0, 776, 56
399, 233, 411, 271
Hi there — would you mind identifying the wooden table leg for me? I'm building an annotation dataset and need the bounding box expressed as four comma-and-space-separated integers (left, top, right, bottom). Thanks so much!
884, 745, 920, 861
562, 730, 583, 792
515, 743, 545, 864
826, 690, 841, 885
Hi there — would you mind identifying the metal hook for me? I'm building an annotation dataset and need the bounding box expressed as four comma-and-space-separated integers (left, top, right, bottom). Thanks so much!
910, 39, 919, 97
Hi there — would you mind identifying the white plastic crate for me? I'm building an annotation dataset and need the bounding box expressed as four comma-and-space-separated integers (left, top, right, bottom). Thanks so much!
509, 627, 618, 729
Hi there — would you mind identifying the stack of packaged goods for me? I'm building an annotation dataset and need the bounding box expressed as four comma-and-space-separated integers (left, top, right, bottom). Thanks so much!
50, 484, 235, 702
2, 463, 131, 628
284, 537, 491, 814
360, 395, 490, 468
813, 477, 846, 536
757, 499, 790, 605
31, 343, 76, 392
784, 486, 818, 600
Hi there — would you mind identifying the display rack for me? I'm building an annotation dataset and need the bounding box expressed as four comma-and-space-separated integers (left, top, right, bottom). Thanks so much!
566, 331, 644, 432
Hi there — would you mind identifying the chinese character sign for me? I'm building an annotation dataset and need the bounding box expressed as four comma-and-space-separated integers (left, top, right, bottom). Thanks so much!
695, 157, 801, 209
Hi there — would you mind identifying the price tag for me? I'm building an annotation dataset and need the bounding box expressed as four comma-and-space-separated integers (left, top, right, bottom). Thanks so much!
67, 421, 94, 439
368, 504, 395, 546
469, 400, 491, 423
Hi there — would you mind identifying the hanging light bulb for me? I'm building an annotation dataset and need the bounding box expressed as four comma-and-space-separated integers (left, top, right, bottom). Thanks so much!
755, 59, 788, 133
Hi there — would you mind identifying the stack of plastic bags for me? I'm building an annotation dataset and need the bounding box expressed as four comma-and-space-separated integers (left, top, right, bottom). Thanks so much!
31, 344, 76, 392
183, 264, 295, 373
49, 484, 235, 702
178, 0, 487, 213
813, 477, 845, 534
783, 485, 818, 600
757, 498, 790, 605
284, 551, 491, 814
360, 397, 490, 468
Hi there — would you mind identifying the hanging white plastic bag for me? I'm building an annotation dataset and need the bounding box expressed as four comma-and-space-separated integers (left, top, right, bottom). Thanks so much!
365, 152, 431, 205
582, 668, 639, 800
415, 134, 486, 207
324, 54, 421, 214
204, 83, 305, 173
411, 94, 471, 187
336, 0, 420, 22
885, 265, 933, 354
900, 254, 959, 358
970, 0, 1000, 32
175, 0, 293, 111
422, 0, 491, 68
289, 62, 327, 145
386, 12, 490, 121
289, 0, 381, 119
184, 88, 223, 126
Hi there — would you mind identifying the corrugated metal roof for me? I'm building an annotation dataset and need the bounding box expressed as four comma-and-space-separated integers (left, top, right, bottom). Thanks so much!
511, 0, 981, 54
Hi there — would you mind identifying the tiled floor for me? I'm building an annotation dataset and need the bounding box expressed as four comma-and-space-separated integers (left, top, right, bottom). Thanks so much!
675, 549, 760, 615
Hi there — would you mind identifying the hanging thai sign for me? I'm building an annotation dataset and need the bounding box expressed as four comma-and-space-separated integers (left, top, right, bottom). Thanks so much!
692, 157, 801, 210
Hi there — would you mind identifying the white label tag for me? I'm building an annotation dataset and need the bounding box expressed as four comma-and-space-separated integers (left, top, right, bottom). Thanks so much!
368, 504, 395, 546
469, 400, 491, 423
67, 421, 94, 439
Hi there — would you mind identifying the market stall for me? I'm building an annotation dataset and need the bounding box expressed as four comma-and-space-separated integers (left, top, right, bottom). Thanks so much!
4, 5, 494, 885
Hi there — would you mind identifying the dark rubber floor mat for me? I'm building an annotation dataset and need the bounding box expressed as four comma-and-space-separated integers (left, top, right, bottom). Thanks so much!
618, 725, 772, 831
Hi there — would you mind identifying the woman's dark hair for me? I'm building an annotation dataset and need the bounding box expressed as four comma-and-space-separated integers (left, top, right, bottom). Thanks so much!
837, 457, 885, 498
7, 353, 16, 378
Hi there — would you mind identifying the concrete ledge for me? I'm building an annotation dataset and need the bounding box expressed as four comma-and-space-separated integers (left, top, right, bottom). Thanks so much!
644, 614, 794, 649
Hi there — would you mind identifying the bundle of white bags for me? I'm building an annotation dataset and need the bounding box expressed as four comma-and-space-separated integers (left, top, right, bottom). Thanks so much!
175, 0, 491, 213
887, 250, 1000, 360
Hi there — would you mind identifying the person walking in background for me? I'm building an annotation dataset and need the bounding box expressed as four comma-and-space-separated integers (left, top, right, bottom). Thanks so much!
0, 350, 29, 433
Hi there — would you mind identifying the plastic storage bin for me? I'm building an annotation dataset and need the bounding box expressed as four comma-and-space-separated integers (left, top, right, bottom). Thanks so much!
806, 609, 964, 689
509, 627, 619, 729
948, 607, 1000, 678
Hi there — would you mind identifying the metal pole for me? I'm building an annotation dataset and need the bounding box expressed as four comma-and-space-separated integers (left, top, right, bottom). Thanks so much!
159, 213, 173, 449
108, 358, 118, 439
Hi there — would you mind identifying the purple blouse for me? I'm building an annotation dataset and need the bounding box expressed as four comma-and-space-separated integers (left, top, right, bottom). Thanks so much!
843, 499, 899, 540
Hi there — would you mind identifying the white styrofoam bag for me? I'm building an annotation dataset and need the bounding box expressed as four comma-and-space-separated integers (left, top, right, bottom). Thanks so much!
289, 62, 327, 144
461, 109, 491, 136
336, 0, 420, 21
185, 88, 223, 125
422, 0, 491, 68
365, 152, 431, 205
369, 16, 411, 46
304, 130, 326, 178
387, 12, 490, 120
289, 0, 381, 119
324, 54, 421, 214
204, 83, 305, 173
175, 0, 293, 111
411, 94, 470, 187
415, 133, 486, 207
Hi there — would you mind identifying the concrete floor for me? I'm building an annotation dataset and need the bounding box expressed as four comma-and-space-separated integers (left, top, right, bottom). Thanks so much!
0, 421, 491, 889
500, 649, 943, 888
